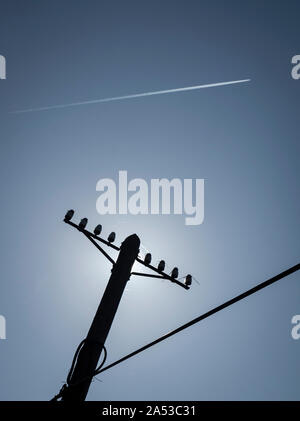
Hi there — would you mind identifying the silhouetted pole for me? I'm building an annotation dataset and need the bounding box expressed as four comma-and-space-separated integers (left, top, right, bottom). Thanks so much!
62, 233, 140, 402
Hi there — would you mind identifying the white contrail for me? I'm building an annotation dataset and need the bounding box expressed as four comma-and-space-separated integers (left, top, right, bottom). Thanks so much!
12, 78, 250, 114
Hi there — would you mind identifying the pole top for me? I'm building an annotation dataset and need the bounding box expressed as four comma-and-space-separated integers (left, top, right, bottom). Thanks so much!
121, 234, 140, 249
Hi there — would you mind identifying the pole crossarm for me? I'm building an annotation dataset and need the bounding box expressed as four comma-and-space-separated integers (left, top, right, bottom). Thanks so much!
130, 270, 189, 289
64, 215, 190, 290
131, 272, 167, 279
65, 219, 120, 251
83, 233, 116, 265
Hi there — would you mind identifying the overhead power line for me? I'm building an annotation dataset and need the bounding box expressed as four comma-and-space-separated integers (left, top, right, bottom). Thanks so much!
98, 263, 300, 375
54, 209, 299, 400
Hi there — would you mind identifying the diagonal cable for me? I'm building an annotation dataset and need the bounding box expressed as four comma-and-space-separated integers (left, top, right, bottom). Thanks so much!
98, 263, 300, 375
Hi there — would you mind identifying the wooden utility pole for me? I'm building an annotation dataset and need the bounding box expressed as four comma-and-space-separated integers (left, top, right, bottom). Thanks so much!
62, 233, 140, 402
52, 210, 189, 401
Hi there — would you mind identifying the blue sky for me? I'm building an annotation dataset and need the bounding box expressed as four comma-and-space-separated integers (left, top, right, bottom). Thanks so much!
0, 0, 299, 400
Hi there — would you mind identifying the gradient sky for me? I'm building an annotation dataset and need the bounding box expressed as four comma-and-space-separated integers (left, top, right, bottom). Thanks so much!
0, 0, 299, 400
